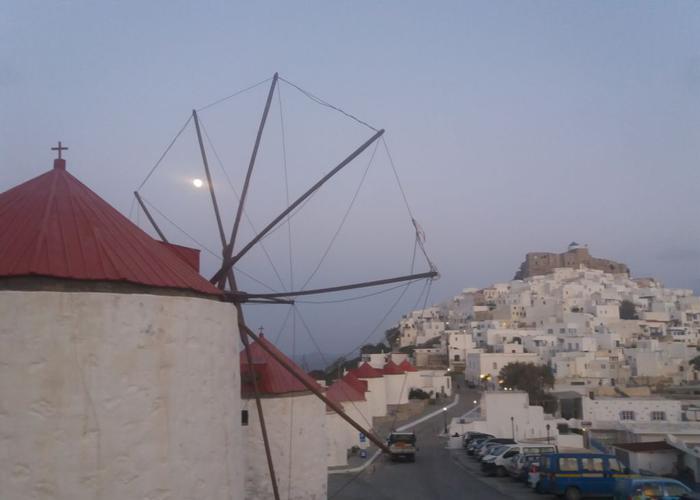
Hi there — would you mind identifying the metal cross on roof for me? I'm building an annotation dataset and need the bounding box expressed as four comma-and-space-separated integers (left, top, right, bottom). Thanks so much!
51, 141, 68, 159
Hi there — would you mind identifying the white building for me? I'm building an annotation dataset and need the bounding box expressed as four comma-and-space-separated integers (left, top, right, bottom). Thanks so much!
349, 362, 387, 418
450, 391, 560, 443
465, 351, 542, 386
326, 378, 371, 467
241, 336, 327, 500
383, 361, 410, 405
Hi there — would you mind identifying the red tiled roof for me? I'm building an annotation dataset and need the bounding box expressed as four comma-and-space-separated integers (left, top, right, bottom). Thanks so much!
351, 362, 384, 379
399, 360, 418, 372
612, 441, 676, 452
240, 335, 323, 397
382, 360, 405, 375
0, 161, 220, 295
342, 372, 368, 393
326, 378, 366, 403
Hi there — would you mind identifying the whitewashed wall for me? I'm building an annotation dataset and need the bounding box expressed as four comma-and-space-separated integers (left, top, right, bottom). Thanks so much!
0, 290, 242, 500
360, 377, 387, 418
326, 411, 349, 467
385, 373, 409, 405
582, 397, 683, 424
244, 393, 327, 500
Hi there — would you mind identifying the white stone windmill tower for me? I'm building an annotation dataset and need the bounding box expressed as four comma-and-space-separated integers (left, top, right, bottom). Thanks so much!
0, 150, 244, 499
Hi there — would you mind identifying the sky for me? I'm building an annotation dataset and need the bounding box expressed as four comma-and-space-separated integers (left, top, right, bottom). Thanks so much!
2, 1, 699, 358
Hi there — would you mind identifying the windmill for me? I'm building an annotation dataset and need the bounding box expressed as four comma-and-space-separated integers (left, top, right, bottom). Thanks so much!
134, 73, 438, 499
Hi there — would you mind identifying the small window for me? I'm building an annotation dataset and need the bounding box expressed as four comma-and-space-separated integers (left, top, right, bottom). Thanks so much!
454, 354, 460, 361
633, 483, 663, 497
608, 457, 625, 473
620, 411, 635, 421
651, 411, 666, 421
493, 362, 498, 369
665, 482, 691, 496
559, 457, 579, 472
242, 409, 249, 426
581, 457, 604, 472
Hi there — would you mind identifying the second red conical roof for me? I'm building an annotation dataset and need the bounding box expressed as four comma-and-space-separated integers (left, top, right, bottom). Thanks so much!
240, 335, 323, 397
351, 362, 384, 379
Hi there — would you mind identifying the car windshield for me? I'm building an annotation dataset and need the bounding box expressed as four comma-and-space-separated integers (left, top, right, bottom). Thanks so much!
488, 446, 506, 456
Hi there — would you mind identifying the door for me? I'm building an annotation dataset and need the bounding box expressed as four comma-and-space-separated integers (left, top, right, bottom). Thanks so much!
580, 456, 607, 495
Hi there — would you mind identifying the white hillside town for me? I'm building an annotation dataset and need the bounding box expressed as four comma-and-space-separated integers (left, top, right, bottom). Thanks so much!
388, 243, 700, 491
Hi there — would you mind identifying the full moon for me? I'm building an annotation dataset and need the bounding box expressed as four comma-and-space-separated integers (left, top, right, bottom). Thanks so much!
192, 178, 204, 188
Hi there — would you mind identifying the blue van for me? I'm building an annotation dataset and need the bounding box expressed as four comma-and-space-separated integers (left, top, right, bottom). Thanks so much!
538, 453, 636, 500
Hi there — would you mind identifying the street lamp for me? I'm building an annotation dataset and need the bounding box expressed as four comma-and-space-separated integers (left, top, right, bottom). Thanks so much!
546, 423, 551, 444
443, 407, 448, 434
510, 416, 515, 439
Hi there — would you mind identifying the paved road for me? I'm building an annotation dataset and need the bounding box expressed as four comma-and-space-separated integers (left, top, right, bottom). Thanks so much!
328, 386, 548, 500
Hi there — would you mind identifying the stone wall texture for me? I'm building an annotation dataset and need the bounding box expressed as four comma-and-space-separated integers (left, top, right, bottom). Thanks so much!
244, 393, 327, 500
514, 247, 630, 280
0, 290, 242, 500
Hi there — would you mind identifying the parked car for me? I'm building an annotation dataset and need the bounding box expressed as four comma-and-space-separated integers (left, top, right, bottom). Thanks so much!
481, 445, 513, 473
462, 431, 493, 448
537, 453, 636, 500
614, 477, 700, 500
475, 438, 516, 460
466, 437, 490, 456
502, 451, 523, 478
507, 453, 542, 481
482, 443, 557, 477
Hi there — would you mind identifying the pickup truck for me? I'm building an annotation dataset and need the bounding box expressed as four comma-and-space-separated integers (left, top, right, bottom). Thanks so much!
387, 432, 417, 462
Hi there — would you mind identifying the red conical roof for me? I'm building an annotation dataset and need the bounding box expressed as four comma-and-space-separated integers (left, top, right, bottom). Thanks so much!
326, 378, 366, 403
399, 359, 418, 372
350, 362, 384, 379
240, 335, 323, 397
342, 371, 368, 393
382, 360, 405, 375
0, 162, 220, 295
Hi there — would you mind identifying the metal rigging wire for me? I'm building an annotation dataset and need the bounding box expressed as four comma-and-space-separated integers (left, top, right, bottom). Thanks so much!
294, 306, 376, 432
198, 118, 288, 291
278, 77, 378, 132
296, 280, 421, 305
299, 139, 380, 292
138, 195, 278, 293
137, 115, 193, 190
196, 76, 274, 113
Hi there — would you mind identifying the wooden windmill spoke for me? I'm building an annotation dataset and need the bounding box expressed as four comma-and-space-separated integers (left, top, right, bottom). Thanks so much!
221, 73, 279, 289
239, 322, 391, 454
193, 109, 228, 247
210, 128, 385, 285
133, 191, 169, 243
224, 270, 438, 302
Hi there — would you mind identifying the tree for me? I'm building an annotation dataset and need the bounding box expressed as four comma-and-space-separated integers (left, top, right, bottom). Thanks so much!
619, 299, 638, 320
498, 362, 554, 407
690, 355, 700, 372
360, 342, 390, 355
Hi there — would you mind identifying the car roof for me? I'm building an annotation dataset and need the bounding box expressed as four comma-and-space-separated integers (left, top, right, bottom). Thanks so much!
630, 477, 687, 484
547, 452, 613, 458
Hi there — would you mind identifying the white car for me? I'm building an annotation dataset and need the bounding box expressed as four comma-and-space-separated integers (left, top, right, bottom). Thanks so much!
483, 443, 557, 477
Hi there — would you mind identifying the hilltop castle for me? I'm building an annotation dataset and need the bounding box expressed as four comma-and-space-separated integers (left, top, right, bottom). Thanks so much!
514, 242, 630, 280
